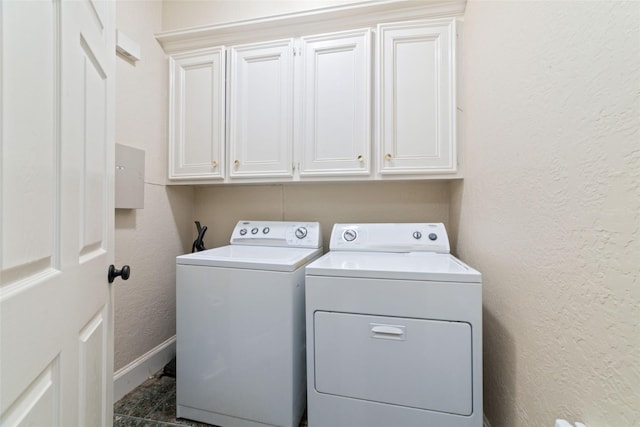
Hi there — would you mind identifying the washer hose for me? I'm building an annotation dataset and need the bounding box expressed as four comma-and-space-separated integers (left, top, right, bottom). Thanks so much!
192, 221, 207, 252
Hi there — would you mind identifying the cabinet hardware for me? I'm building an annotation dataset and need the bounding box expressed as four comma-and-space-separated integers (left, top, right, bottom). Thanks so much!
358, 155, 364, 162
211, 160, 218, 168
385, 153, 392, 161
234, 159, 240, 167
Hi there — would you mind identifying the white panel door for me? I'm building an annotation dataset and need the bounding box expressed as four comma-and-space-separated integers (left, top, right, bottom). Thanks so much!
378, 19, 457, 174
229, 39, 294, 178
1, 0, 116, 426
298, 29, 371, 177
169, 47, 225, 180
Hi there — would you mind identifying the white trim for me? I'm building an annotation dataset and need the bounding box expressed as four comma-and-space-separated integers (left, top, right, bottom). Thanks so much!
115, 29, 141, 62
484, 413, 492, 427
156, 0, 466, 54
113, 336, 176, 402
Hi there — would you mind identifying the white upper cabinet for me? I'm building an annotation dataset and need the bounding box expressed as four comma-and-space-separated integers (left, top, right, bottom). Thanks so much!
377, 19, 458, 175
169, 47, 225, 180
229, 39, 294, 179
158, 2, 465, 184
297, 29, 371, 177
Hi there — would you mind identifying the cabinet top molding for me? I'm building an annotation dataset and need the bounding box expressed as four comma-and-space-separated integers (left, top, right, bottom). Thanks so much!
156, 0, 466, 54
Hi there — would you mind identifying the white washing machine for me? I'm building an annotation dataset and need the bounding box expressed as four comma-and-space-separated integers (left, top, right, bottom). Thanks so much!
305, 223, 482, 427
176, 220, 322, 427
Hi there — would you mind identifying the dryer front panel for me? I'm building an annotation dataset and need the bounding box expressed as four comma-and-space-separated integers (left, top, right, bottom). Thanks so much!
313, 311, 472, 416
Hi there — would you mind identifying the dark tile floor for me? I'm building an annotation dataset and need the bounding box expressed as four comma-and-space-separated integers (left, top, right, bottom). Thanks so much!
113, 373, 211, 427
113, 372, 308, 427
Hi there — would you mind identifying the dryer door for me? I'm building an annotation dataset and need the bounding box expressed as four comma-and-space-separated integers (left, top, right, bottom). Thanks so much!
313, 311, 473, 415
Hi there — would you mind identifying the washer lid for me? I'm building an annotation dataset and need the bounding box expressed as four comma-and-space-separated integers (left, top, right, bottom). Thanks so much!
305, 252, 481, 283
177, 245, 323, 272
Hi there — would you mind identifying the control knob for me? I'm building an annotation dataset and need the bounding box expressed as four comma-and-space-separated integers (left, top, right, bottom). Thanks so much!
239, 228, 247, 236
295, 227, 307, 239
342, 229, 357, 242
428, 233, 438, 241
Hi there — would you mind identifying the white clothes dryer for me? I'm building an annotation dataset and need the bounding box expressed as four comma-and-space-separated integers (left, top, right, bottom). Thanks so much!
305, 223, 482, 427
176, 220, 322, 427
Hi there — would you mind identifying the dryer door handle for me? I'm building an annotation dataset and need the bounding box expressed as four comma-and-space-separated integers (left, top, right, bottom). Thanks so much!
370, 324, 405, 340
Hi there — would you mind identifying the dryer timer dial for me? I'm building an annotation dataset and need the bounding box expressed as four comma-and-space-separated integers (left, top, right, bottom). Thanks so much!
342, 229, 358, 242
295, 227, 308, 239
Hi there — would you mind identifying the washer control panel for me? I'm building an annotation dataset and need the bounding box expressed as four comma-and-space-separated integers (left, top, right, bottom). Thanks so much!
330, 223, 450, 253
230, 220, 322, 248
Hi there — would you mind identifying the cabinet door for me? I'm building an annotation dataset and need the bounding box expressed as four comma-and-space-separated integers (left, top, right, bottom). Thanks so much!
229, 40, 294, 178
378, 19, 457, 174
169, 47, 225, 180
298, 29, 371, 177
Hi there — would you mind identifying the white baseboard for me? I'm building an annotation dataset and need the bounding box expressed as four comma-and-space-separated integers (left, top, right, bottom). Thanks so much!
113, 336, 176, 402
484, 413, 491, 427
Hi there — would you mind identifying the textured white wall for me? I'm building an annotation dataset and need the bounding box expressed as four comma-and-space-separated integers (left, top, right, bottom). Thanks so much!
115, 0, 195, 371
451, 1, 640, 426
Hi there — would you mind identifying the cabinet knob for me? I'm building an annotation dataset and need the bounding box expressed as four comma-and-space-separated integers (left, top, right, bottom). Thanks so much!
234, 160, 240, 167
357, 155, 364, 162
384, 153, 392, 161
211, 160, 218, 168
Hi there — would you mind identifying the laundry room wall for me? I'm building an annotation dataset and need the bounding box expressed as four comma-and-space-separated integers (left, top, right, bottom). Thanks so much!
115, 0, 195, 373
161, 0, 362, 30
450, 1, 640, 426
194, 182, 452, 252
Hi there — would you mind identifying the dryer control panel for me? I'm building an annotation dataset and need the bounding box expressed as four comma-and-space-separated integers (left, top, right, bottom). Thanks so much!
330, 223, 449, 253
230, 220, 322, 248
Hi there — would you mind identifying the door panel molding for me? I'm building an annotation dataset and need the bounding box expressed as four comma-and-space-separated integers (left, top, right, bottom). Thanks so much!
0, 357, 61, 427
1, 0, 61, 284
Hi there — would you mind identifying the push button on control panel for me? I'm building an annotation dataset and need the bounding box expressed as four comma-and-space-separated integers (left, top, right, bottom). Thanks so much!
428, 233, 438, 241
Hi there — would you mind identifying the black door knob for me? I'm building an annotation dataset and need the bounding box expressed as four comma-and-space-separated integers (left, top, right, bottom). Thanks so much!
108, 264, 130, 283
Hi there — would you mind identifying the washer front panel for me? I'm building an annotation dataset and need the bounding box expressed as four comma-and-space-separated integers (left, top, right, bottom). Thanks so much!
177, 264, 307, 427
